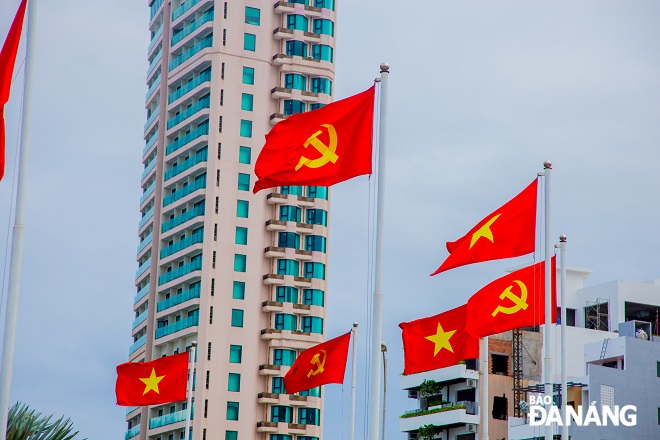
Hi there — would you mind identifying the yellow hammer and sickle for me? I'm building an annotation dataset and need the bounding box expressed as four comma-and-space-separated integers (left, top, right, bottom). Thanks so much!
295, 124, 339, 171
492, 280, 529, 317
307, 349, 327, 378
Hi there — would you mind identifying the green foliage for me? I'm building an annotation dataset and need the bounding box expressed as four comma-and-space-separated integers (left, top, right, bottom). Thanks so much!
416, 424, 439, 439
400, 403, 467, 419
419, 379, 442, 398
6, 402, 85, 440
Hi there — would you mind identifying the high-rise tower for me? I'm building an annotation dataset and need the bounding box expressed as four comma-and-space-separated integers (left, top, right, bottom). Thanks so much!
126, 1, 336, 439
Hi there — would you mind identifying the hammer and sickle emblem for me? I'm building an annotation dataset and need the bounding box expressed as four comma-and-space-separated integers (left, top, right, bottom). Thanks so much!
307, 349, 327, 378
295, 124, 339, 171
492, 280, 529, 317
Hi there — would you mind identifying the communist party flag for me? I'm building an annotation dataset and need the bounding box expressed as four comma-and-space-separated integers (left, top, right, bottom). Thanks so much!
466, 257, 557, 338
0, 0, 27, 181
116, 352, 188, 406
431, 179, 538, 276
253, 86, 374, 193
399, 305, 479, 375
284, 331, 351, 394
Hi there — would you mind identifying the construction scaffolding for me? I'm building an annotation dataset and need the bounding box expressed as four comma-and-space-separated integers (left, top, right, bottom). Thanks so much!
586, 298, 610, 331
512, 328, 523, 417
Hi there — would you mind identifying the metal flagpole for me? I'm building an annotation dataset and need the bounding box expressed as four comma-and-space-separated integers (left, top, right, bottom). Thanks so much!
479, 337, 489, 440
183, 341, 197, 440
0, 1, 37, 439
350, 322, 358, 440
367, 62, 389, 440
542, 160, 553, 440
559, 235, 568, 440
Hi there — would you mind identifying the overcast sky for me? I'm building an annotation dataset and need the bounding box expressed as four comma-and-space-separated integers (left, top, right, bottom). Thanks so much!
0, 0, 658, 439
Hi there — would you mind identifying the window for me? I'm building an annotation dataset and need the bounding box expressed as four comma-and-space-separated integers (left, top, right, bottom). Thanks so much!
312, 19, 334, 36
222, 29, 226, 46
270, 406, 293, 423
236, 200, 249, 217
281, 185, 303, 196
491, 354, 509, 375
231, 309, 244, 327
206, 371, 210, 389
276, 286, 299, 303
309, 103, 325, 111
270, 436, 292, 440
228, 373, 241, 392
311, 44, 333, 62
226, 401, 239, 421
233, 281, 245, 299
239, 146, 251, 164
273, 349, 297, 366
234, 254, 246, 272
284, 74, 307, 91
314, 0, 335, 10
208, 342, 212, 360
311, 77, 332, 95
240, 119, 252, 137
305, 235, 326, 253
307, 186, 328, 199
492, 395, 508, 420
272, 377, 285, 394
298, 408, 320, 425
278, 232, 300, 249
285, 40, 307, 57
279, 206, 301, 222
243, 33, 256, 51
302, 316, 323, 334
245, 6, 260, 25
286, 14, 308, 31
238, 173, 250, 191
235, 227, 248, 245
274, 314, 298, 331
241, 93, 253, 111
225, 432, 238, 440
283, 100, 306, 115
242, 67, 254, 85
277, 259, 299, 276
306, 209, 327, 226
304, 262, 325, 280
303, 289, 324, 307
229, 345, 242, 363
299, 387, 321, 397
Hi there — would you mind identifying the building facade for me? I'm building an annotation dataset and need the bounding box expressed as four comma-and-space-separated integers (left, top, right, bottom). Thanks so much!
126, 1, 337, 439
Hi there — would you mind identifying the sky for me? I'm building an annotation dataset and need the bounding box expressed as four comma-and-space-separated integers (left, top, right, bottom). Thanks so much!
0, 0, 659, 439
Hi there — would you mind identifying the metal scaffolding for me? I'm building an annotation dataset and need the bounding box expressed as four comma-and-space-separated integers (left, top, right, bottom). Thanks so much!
512, 328, 523, 417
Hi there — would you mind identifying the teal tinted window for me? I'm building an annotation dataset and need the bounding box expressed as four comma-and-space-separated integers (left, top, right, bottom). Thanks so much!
272, 377, 285, 394
299, 387, 321, 397
304, 262, 325, 280
303, 289, 324, 306
245, 6, 260, 25
240, 119, 252, 137
302, 316, 323, 334
313, 19, 334, 36
244, 33, 256, 51
237, 200, 249, 218
235, 227, 248, 245
231, 309, 244, 327
305, 235, 326, 253
234, 254, 246, 272
314, 0, 334, 10
270, 406, 293, 423
228, 373, 241, 392
284, 74, 307, 91
276, 286, 298, 303
226, 432, 238, 440
279, 206, 301, 222
276, 259, 299, 276
307, 186, 328, 199
311, 77, 332, 95
281, 185, 303, 196
309, 103, 325, 111
278, 232, 300, 249
298, 408, 320, 425
274, 314, 297, 331
270, 436, 292, 440
229, 344, 242, 363
226, 401, 239, 420
311, 44, 333, 62
242, 67, 254, 85
284, 100, 305, 115
306, 209, 327, 226
233, 281, 245, 299
241, 93, 254, 111
286, 14, 308, 31
273, 349, 297, 366
238, 173, 250, 191
239, 146, 251, 164
285, 40, 307, 57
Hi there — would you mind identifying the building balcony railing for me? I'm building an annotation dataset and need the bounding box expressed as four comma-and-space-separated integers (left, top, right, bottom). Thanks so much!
155, 314, 199, 338
134, 282, 150, 304
150, 0, 164, 20
165, 148, 207, 181
157, 284, 201, 312
138, 206, 154, 230
128, 334, 146, 355
137, 232, 153, 254
125, 425, 140, 440
125, 406, 139, 416
136, 257, 151, 279
167, 95, 210, 129
161, 203, 205, 233
149, 407, 193, 429
143, 132, 158, 157
144, 106, 160, 131
162, 176, 206, 207
169, 35, 213, 71
160, 228, 204, 259
158, 257, 202, 285
148, 24, 164, 53
172, 9, 214, 46
139, 181, 156, 205
168, 69, 211, 104
399, 401, 478, 433
147, 49, 162, 76
165, 122, 208, 155
146, 74, 161, 102
172, 0, 201, 21
132, 310, 148, 330
141, 156, 158, 181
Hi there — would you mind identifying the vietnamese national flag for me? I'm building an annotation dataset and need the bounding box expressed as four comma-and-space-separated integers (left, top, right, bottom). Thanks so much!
431, 179, 538, 276
399, 304, 479, 375
116, 352, 189, 406
0, 0, 27, 182
466, 257, 557, 338
253, 86, 374, 193
284, 331, 351, 394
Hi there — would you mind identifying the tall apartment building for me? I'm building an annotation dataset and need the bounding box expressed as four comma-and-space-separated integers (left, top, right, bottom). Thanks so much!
125, 1, 337, 439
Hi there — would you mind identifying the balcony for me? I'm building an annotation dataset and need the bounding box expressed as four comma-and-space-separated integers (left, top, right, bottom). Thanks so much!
134, 282, 150, 304
260, 328, 283, 340
271, 87, 292, 99
160, 228, 204, 259
161, 203, 205, 233
262, 300, 284, 312
304, 4, 323, 15
303, 31, 321, 42
295, 222, 314, 234
288, 423, 307, 434
158, 257, 202, 285
138, 206, 154, 230
289, 395, 308, 406
158, 285, 201, 313
125, 406, 140, 416
165, 122, 208, 155
167, 95, 210, 129
139, 181, 156, 206
155, 313, 199, 339
258, 364, 281, 376
168, 69, 211, 104
265, 219, 287, 232
293, 276, 312, 288
125, 425, 140, 440
400, 364, 478, 391
294, 249, 312, 261
169, 35, 213, 71
257, 392, 279, 405
273, 1, 295, 13
399, 401, 478, 433
273, 27, 294, 39
148, 24, 164, 53
272, 53, 323, 69
146, 74, 161, 102
162, 176, 206, 207
264, 246, 286, 258
172, 9, 213, 46
270, 113, 287, 125
137, 232, 153, 254
141, 156, 158, 181
266, 192, 287, 204
136, 257, 151, 279
144, 106, 160, 132
129, 334, 146, 355
147, 49, 162, 77
132, 310, 148, 330
150, 0, 164, 20
172, 0, 201, 21
143, 132, 158, 157
292, 303, 311, 315
300, 90, 319, 102
263, 274, 285, 285
149, 407, 193, 429
256, 421, 278, 433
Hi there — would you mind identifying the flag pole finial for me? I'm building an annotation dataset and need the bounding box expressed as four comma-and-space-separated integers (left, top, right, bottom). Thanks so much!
544, 160, 552, 169
559, 234, 567, 242
353, 322, 358, 328
380, 62, 390, 72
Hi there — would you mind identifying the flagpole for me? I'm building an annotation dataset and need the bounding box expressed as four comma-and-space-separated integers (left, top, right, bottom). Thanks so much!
367, 62, 389, 440
559, 235, 568, 440
479, 336, 489, 440
183, 341, 197, 440
542, 160, 553, 440
350, 322, 358, 440
0, 1, 36, 439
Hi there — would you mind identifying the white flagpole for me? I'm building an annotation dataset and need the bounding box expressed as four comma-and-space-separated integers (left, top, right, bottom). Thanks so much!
0, 1, 37, 439
183, 341, 197, 440
367, 62, 389, 440
350, 322, 358, 440
543, 160, 553, 440
479, 336, 489, 440
559, 235, 568, 440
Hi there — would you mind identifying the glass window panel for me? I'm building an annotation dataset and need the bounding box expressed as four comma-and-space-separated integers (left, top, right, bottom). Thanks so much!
231, 309, 244, 327
233, 281, 245, 299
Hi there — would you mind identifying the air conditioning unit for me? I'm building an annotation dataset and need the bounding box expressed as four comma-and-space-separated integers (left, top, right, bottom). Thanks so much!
466, 379, 477, 388
466, 424, 477, 433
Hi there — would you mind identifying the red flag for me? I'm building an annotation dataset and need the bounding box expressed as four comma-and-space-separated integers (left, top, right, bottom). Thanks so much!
284, 331, 351, 394
431, 179, 538, 275
399, 304, 479, 375
0, 0, 27, 181
253, 86, 374, 193
115, 352, 188, 406
466, 258, 557, 338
